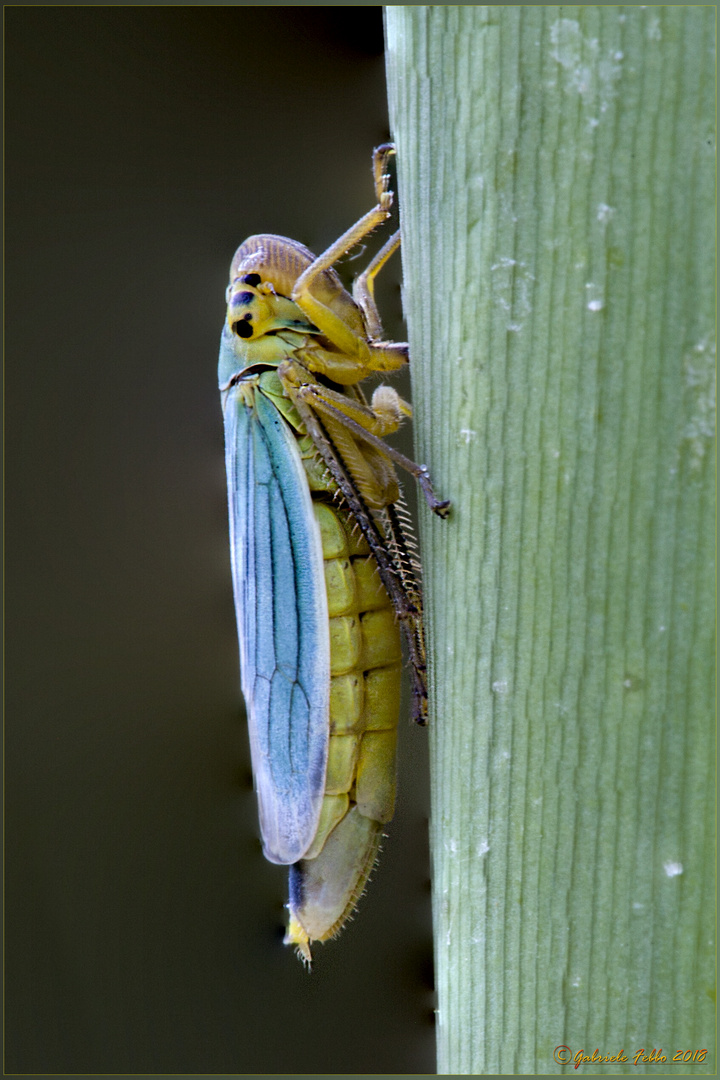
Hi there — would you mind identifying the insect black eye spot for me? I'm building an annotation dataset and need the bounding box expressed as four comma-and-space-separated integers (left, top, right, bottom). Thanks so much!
241, 273, 261, 287
233, 320, 254, 339
234, 291, 255, 305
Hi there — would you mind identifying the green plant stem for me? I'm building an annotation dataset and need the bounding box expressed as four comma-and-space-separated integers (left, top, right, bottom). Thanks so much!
385, 6, 715, 1074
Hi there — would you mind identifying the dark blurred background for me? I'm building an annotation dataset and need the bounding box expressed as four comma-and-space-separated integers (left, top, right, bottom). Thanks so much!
5, 7, 435, 1074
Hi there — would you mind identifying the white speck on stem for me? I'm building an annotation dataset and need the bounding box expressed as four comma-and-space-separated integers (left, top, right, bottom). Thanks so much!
682, 334, 716, 468
647, 15, 662, 40
492, 679, 508, 694
490, 256, 517, 271
663, 860, 683, 878
549, 18, 622, 117
585, 282, 604, 311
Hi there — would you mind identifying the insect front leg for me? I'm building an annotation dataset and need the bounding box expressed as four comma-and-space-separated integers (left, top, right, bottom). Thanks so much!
290, 146, 402, 365
352, 229, 401, 342
289, 342, 408, 386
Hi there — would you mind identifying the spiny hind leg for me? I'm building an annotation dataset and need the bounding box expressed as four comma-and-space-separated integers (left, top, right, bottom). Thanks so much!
286, 384, 431, 723
286, 386, 415, 613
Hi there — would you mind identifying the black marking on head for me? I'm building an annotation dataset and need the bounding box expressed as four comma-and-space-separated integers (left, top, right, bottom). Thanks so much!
241, 273, 261, 286
233, 319, 254, 339
233, 291, 255, 305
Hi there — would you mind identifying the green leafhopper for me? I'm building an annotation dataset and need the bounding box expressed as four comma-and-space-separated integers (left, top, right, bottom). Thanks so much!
218, 145, 449, 963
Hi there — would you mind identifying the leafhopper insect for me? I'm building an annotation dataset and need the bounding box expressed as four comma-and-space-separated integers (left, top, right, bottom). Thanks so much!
218, 145, 449, 964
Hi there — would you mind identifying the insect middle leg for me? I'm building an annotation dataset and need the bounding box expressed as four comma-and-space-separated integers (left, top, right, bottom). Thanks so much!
280, 359, 450, 518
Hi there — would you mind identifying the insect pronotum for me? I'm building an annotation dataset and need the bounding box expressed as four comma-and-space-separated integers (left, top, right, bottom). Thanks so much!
218, 144, 449, 964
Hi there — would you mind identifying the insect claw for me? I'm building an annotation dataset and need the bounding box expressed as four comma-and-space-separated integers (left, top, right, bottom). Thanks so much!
416, 467, 451, 517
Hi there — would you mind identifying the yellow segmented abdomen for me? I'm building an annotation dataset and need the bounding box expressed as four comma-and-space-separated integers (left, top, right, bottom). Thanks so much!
315, 498, 402, 834
284, 459, 403, 961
